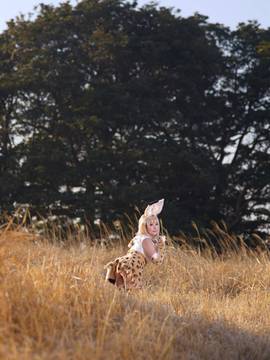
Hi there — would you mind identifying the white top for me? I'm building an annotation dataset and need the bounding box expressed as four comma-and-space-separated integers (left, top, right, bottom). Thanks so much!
129, 234, 151, 256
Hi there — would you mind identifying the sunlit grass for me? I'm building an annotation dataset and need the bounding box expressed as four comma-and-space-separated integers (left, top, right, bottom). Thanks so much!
0, 208, 270, 359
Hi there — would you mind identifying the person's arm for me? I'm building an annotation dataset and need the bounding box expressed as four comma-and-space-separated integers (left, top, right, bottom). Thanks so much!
142, 238, 161, 263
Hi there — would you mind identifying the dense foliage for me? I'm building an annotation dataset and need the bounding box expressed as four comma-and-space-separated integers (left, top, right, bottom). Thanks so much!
0, 0, 269, 235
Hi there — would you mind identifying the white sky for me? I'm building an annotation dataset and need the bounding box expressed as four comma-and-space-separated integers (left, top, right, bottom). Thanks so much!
1, 0, 270, 32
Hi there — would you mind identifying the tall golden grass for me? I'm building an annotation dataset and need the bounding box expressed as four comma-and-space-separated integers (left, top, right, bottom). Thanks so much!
0, 208, 270, 359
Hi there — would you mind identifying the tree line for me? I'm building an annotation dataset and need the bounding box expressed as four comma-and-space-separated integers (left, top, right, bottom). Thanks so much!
0, 0, 269, 236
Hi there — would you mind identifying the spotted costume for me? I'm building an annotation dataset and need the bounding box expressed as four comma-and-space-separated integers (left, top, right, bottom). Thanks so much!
104, 234, 166, 290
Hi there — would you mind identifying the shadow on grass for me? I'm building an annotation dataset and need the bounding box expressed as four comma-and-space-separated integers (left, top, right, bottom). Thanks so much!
106, 290, 270, 360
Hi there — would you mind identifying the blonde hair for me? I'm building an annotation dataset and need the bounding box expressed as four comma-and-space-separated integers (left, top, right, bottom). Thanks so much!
137, 214, 160, 236
128, 199, 164, 248
128, 214, 160, 248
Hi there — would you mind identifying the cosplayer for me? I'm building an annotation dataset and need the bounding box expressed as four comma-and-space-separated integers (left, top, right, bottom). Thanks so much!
104, 199, 166, 290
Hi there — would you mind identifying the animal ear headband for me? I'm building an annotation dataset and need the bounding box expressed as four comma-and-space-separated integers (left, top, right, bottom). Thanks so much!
144, 199, 164, 218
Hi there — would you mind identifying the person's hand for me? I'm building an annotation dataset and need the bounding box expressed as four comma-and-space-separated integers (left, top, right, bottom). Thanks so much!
159, 235, 166, 244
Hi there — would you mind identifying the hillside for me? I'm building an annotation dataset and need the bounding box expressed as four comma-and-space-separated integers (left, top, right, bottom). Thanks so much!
0, 226, 270, 359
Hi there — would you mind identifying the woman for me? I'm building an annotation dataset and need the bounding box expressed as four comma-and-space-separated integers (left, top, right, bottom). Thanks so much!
104, 199, 166, 291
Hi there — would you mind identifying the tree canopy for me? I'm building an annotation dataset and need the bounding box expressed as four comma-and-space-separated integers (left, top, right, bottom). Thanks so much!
0, 0, 269, 235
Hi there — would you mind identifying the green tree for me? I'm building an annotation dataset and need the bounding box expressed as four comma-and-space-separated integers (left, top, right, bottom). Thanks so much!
203, 22, 270, 233
0, 1, 269, 236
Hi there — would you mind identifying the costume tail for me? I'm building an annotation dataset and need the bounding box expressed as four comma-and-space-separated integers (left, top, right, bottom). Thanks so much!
104, 258, 120, 284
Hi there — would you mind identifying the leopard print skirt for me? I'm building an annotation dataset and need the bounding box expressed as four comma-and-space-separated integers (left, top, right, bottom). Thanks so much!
104, 249, 147, 290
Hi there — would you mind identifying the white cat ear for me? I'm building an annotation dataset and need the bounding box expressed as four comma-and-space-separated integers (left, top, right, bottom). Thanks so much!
144, 205, 151, 217
144, 199, 164, 217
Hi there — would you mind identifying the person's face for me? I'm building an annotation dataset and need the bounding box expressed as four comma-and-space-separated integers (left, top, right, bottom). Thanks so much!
146, 216, 160, 237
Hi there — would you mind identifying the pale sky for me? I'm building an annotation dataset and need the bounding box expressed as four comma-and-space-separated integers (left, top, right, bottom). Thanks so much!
1, 0, 270, 33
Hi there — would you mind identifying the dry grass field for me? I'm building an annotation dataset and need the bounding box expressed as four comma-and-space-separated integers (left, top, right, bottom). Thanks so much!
0, 213, 270, 359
